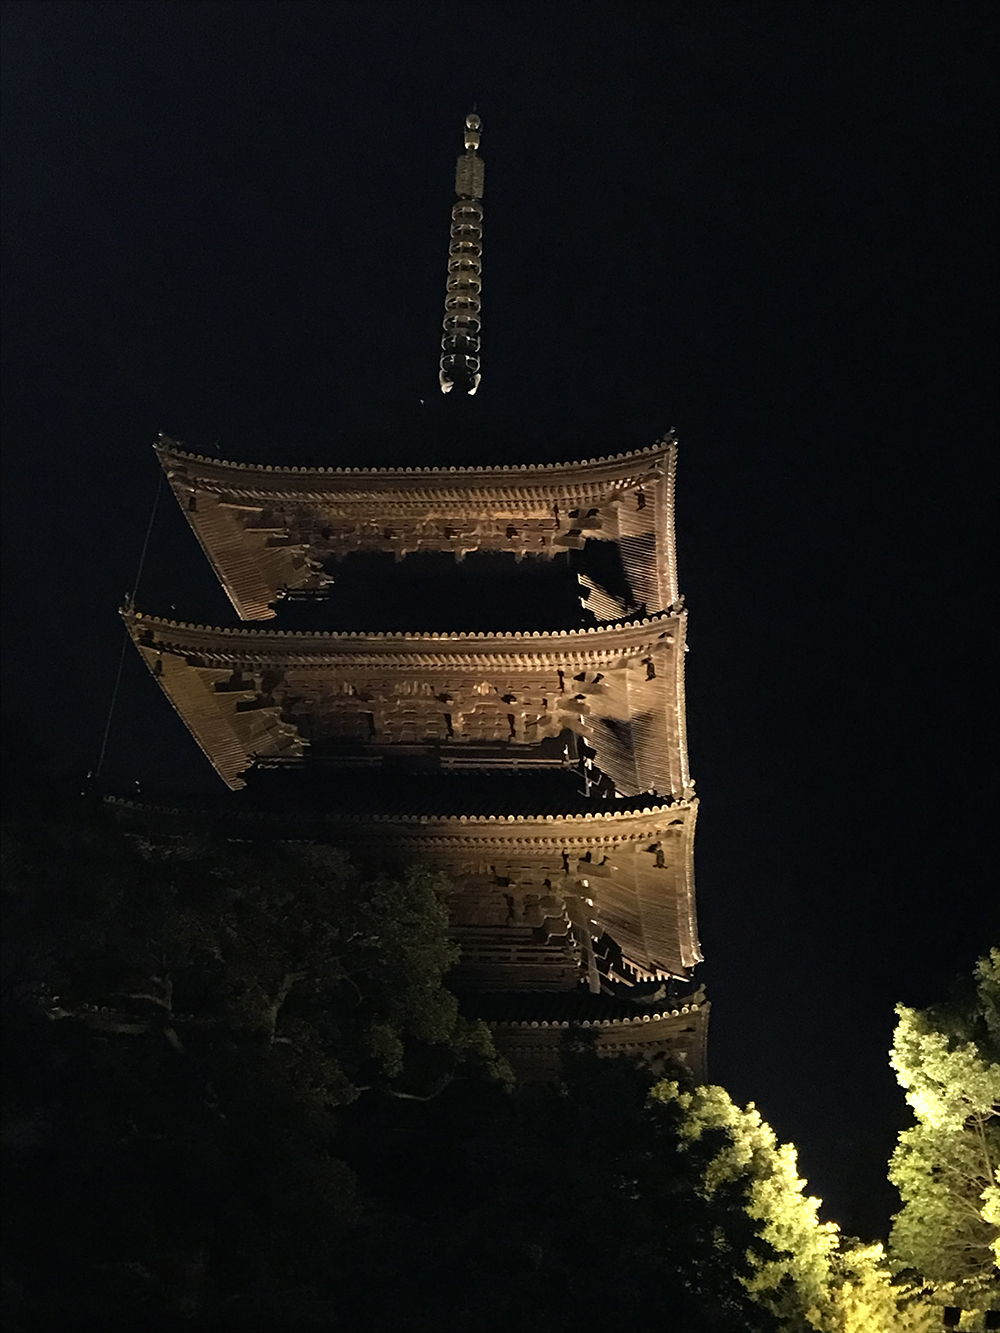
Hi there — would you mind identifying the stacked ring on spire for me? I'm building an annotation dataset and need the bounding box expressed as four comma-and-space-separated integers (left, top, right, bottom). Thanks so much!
440, 115, 484, 395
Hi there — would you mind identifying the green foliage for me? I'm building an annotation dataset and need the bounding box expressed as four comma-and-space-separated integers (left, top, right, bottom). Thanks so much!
344, 1042, 782, 1333
822, 1242, 938, 1333
345, 1050, 942, 1333
4, 760, 985, 1332
3, 794, 505, 1106
649, 1081, 947, 1333
652, 1079, 838, 1327
888, 949, 1000, 1307
1, 782, 508, 1329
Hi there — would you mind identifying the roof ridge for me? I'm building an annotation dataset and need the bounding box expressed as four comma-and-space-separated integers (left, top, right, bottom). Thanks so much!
487, 1001, 703, 1029
125, 607, 682, 643
104, 793, 692, 824
154, 433, 676, 477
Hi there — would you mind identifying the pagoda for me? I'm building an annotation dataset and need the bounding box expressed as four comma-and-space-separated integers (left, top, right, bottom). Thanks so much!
124, 115, 708, 1080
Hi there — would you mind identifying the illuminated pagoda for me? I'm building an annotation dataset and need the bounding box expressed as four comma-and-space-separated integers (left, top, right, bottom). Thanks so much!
124, 114, 708, 1079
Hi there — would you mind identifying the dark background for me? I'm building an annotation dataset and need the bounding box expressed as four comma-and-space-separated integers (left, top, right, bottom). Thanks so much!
2, 1, 996, 1240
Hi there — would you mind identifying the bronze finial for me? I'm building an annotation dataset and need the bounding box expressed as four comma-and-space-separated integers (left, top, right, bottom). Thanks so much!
440, 113, 484, 395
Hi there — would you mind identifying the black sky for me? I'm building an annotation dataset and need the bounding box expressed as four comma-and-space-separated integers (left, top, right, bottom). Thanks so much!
2, 0, 997, 1239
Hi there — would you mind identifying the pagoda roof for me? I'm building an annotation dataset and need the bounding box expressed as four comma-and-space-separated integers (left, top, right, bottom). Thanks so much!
125, 606, 680, 654
237, 768, 677, 819
478, 990, 709, 1082
466, 984, 706, 1027
124, 607, 692, 799
156, 435, 674, 489
108, 791, 701, 982
108, 772, 686, 824
155, 435, 679, 621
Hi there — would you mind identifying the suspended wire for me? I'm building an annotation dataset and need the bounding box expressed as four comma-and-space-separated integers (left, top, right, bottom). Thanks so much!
129, 466, 166, 603
94, 468, 165, 781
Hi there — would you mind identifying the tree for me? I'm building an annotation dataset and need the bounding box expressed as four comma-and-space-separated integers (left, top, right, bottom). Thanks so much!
650, 1080, 945, 1332
888, 948, 1000, 1312
1, 776, 508, 1330
4, 746, 981, 1331
821, 1242, 938, 1333
651, 1078, 837, 1329
343, 1045, 940, 1333
3, 788, 509, 1106
343, 1040, 781, 1333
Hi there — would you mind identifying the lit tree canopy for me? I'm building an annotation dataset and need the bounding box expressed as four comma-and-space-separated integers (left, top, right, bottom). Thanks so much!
888, 949, 1000, 1300
653, 1079, 842, 1329
650, 1080, 943, 1332
0, 749, 974, 1331
822, 1243, 938, 1333
346, 1044, 784, 1333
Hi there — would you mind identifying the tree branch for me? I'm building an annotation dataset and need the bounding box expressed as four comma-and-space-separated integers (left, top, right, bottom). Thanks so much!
357, 1074, 456, 1102
263, 970, 307, 1043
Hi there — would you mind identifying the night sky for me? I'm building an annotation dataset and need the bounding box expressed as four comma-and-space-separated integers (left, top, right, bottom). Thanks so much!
2, 1, 997, 1240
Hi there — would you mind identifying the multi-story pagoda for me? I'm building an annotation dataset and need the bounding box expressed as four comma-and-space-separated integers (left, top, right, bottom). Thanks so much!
125, 115, 708, 1080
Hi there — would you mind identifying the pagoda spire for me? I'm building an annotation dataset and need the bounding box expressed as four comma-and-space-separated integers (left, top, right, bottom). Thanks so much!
440, 112, 484, 395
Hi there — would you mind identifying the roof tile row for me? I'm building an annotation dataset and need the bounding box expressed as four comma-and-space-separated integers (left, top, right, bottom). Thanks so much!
156, 435, 675, 478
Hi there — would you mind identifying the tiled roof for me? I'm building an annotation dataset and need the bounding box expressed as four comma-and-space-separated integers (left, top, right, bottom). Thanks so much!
154, 434, 679, 622
123, 607, 691, 800
155, 434, 674, 480
108, 778, 704, 981
239, 767, 677, 819
105, 772, 688, 825
126, 606, 678, 646
463, 985, 706, 1027
106, 781, 701, 988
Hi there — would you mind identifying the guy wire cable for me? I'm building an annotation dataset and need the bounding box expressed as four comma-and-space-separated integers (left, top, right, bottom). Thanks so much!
94, 467, 165, 781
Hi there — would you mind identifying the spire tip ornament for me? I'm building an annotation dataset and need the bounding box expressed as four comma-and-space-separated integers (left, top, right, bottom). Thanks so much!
440, 113, 484, 395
